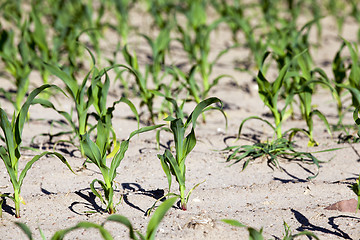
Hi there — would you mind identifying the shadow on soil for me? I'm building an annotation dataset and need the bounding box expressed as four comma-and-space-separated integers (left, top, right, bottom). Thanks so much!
66, 184, 169, 216
121, 183, 167, 216
273, 167, 308, 183
291, 209, 360, 239
69, 188, 106, 215
0, 196, 15, 217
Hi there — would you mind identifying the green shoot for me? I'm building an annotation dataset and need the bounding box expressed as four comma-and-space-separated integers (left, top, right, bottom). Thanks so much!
80, 114, 164, 214
239, 51, 303, 140
0, 85, 74, 218
156, 97, 226, 211
349, 174, 360, 212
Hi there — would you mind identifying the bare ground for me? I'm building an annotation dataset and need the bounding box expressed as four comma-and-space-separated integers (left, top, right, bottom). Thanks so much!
0, 10, 360, 240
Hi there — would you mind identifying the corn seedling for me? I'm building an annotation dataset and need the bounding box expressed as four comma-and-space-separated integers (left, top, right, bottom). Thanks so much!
155, 97, 226, 211
330, 42, 348, 122
290, 55, 333, 146
326, 0, 347, 34
108, 0, 136, 46
145, 0, 177, 29
43, 51, 98, 153
121, 45, 162, 123
268, 19, 316, 74
343, 39, 360, 108
90, 71, 140, 159
333, 39, 360, 125
238, 51, 303, 140
80, 114, 164, 214
43, 47, 134, 154
0, 85, 74, 218
210, 0, 244, 43
16, 197, 177, 240
349, 174, 360, 212
140, 24, 173, 88
46, 0, 103, 69
176, 13, 233, 94
352, 107, 360, 212
0, 23, 31, 112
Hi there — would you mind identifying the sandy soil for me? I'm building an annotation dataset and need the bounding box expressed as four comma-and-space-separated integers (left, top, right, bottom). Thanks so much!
1, 7, 360, 240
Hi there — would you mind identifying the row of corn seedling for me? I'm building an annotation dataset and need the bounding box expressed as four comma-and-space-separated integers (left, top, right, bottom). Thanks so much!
1, 0, 360, 239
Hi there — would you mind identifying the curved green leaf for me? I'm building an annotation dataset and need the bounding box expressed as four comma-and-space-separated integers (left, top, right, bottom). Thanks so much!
146, 197, 177, 240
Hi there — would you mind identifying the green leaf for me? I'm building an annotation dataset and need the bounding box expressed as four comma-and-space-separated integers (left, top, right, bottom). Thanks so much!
105, 215, 138, 240
248, 227, 264, 240
221, 219, 247, 227
109, 140, 129, 181
183, 129, 196, 161
146, 197, 177, 240
128, 124, 165, 140
15, 222, 33, 240
0, 108, 17, 167
15, 85, 62, 142
80, 133, 104, 167
164, 150, 185, 186
18, 151, 73, 189
51, 221, 113, 240
158, 153, 172, 192
31, 98, 76, 135
237, 116, 275, 138
90, 179, 106, 205
185, 97, 223, 129
43, 64, 77, 98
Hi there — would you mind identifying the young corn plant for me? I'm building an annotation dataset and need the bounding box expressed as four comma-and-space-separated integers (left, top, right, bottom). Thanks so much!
167, 65, 231, 125
80, 115, 164, 214
176, 16, 234, 95
332, 39, 360, 128
0, 85, 74, 218
175, 0, 236, 94
156, 97, 225, 211
350, 174, 360, 212
44, 0, 104, 72
16, 197, 177, 240
108, 0, 136, 46
121, 46, 156, 123
140, 23, 173, 88
326, 0, 347, 34
43, 47, 134, 155
145, 0, 177, 29
210, 0, 244, 43
331, 42, 348, 121
121, 45, 172, 123
352, 107, 360, 212
238, 51, 302, 140
43, 56, 97, 154
291, 55, 333, 146
89, 70, 140, 159
228, 52, 336, 178
344, 39, 360, 108
0, 23, 31, 112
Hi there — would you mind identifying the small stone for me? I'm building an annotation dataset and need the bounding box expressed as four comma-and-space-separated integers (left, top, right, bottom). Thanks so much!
325, 198, 358, 213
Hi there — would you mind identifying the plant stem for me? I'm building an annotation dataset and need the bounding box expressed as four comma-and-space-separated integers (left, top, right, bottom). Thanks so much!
14, 190, 20, 218
108, 205, 115, 214
180, 185, 187, 210
275, 116, 282, 139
